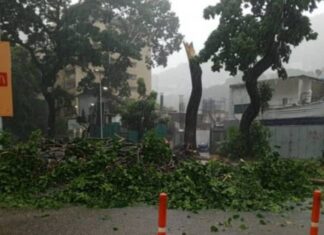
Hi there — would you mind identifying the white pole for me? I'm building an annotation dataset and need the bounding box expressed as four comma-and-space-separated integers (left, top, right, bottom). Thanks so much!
99, 77, 103, 139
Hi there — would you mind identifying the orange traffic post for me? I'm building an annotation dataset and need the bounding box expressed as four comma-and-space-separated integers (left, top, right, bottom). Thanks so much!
158, 193, 168, 235
310, 190, 321, 235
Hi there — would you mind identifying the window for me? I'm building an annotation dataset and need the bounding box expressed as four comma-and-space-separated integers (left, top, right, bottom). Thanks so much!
129, 74, 137, 80
282, 98, 288, 106
130, 86, 137, 92
234, 104, 249, 114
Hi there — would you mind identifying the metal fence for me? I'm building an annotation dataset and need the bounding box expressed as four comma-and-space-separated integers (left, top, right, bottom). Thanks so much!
268, 125, 324, 159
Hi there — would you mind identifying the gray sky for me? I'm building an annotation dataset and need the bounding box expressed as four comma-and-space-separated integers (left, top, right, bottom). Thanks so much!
71, 0, 324, 75
153, 0, 324, 75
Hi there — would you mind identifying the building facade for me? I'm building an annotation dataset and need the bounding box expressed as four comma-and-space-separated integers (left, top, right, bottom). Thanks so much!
55, 47, 152, 137
228, 75, 324, 158
229, 75, 324, 120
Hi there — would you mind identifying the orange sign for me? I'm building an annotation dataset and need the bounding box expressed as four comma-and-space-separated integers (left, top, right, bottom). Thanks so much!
0, 42, 13, 117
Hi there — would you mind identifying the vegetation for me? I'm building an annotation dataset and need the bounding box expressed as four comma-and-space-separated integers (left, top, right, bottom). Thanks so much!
3, 47, 47, 139
120, 79, 158, 139
220, 122, 272, 159
0, 132, 318, 211
0, 0, 322, 219
0, 0, 183, 137
200, 0, 320, 137
259, 82, 274, 113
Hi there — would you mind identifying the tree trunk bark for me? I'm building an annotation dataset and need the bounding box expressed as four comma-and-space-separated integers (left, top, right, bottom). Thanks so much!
43, 91, 56, 138
239, 77, 260, 136
184, 42, 202, 150
239, 44, 279, 136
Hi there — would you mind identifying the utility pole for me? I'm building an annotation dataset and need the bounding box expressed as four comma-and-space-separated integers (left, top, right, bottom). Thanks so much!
99, 75, 103, 139
95, 68, 107, 139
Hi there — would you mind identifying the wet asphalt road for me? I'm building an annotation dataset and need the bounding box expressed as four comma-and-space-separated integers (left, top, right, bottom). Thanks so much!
0, 204, 321, 235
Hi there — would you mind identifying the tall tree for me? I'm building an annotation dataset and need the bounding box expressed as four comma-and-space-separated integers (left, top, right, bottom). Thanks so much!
0, 0, 183, 137
183, 42, 202, 150
137, 77, 147, 98
0, 0, 98, 137
259, 82, 273, 114
121, 80, 158, 140
200, 0, 320, 136
3, 46, 48, 139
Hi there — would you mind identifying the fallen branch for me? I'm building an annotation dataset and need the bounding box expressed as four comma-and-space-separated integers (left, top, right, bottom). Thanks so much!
311, 178, 324, 185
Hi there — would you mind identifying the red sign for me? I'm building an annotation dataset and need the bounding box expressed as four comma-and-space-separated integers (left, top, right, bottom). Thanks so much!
0, 72, 8, 87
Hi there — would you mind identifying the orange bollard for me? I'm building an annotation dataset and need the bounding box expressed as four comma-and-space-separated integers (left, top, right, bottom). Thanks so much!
310, 190, 321, 235
158, 193, 168, 235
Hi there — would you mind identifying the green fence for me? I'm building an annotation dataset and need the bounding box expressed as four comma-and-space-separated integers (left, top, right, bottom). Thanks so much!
91, 123, 167, 142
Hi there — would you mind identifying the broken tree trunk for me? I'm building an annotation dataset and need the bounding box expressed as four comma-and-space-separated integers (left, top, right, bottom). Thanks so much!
184, 42, 202, 151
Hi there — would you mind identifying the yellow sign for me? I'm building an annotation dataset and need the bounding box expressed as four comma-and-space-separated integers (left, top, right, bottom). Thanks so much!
0, 42, 13, 117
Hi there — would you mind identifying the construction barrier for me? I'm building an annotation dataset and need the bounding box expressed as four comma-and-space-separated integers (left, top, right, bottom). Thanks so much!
310, 190, 321, 235
158, 193, 167, 235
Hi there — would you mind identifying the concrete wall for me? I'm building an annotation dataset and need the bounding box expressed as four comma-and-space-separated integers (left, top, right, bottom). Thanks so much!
268, 79, 300, 107
268, 125, 324, 159
312, 80, 324, 102
230, 79, 300, 110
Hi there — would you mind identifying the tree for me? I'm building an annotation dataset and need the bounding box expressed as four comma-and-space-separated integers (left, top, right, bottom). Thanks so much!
3, 47, 48, 139
183, 42, 202, 150
78, 0, 183, 118
0, 0, 98, 137
121, 80, 158, 139
137, 77, 147, 98
1, 0, 183, 137
259, 82, 273, 114
200, 0, 320, 137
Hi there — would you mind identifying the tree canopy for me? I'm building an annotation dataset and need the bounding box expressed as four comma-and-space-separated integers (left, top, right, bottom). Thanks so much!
3, 47, 48, 139
0, 0, 183, 137
120, 80, 158, 139
201, 0, 319, 77
200, 0, 321, 134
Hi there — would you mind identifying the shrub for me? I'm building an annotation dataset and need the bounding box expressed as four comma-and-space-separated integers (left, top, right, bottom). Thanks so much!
0, 131, 318, 212
0, 131, 46, 194
0, 131, 14, 149
220, 122, 271, 159
140, 131, 172, 165
257, 152, 317, 197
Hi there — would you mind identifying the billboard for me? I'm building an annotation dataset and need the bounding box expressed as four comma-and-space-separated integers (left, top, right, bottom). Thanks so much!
0, 42, 13, 117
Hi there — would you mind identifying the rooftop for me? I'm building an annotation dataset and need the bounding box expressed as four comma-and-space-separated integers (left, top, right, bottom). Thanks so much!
229, 75, 324, 89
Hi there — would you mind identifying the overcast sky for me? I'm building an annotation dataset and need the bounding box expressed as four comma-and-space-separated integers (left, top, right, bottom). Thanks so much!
153, 0, 324, 74
71, 0, 324, 75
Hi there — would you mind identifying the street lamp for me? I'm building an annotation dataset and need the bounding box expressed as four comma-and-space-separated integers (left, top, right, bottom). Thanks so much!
94, 68, 106, 139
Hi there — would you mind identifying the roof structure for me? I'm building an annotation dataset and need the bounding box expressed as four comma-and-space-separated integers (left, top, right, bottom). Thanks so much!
229, 75, 324, 89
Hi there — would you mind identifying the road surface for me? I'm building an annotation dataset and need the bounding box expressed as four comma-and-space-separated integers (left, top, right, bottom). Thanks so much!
0, 204, 320, 235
